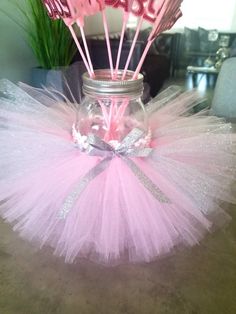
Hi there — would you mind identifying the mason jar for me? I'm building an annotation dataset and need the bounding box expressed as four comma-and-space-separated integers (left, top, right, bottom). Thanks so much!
76, 69, 147, 143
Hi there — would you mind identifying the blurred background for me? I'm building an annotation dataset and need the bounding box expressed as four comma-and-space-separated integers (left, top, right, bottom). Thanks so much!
1, 0, 236, 84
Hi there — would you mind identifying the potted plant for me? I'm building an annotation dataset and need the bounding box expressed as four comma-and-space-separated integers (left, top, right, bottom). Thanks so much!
2, 0, 84, 100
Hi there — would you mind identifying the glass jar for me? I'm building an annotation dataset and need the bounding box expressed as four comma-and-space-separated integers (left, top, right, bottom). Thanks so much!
77, 69, 147, 143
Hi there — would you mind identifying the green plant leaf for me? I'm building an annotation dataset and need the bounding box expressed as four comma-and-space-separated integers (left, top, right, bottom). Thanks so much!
1, 0, 77, 69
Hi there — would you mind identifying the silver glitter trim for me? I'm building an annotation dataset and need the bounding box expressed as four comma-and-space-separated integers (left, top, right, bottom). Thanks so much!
59, 156, 112, 219
122, 157, 170, 203
59, 128, 170, 218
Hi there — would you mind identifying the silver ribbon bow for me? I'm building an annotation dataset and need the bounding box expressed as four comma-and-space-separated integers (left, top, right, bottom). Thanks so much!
59, 128, 170, 219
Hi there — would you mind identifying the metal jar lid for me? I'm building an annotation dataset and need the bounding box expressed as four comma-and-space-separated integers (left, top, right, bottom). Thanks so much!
82, 69, 143, 97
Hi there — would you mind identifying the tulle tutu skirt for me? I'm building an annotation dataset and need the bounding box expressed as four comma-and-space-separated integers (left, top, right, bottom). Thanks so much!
0, 79, 235, 265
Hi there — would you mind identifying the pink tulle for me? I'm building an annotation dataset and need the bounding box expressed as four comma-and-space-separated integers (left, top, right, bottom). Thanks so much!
0, 80, 235, 265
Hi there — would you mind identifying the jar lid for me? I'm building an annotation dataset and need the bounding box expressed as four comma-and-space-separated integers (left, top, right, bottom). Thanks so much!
82, 69, 143, 97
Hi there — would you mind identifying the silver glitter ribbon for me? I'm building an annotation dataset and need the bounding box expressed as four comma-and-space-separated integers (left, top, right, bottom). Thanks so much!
59, 128, 170, 219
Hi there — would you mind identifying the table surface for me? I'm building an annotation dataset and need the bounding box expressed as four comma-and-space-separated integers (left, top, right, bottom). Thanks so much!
1, 197, 236, 314
187, 66, 219, 74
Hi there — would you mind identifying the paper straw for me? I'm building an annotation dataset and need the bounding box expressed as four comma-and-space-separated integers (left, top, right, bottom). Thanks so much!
122, 0, 159, 80
132, 40, 153, 79
149, 0, 182, 40
101, 10, 114, 78
133, 0, 182, 79
115, 12, 129, 77
68, 25, 93, 77
115, 98, 129, 121
108, 100, 114, 130
122, 16, 144, 80
64, 0, 93, 77
79, 25, 95, 77
98, 100, 109, 127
